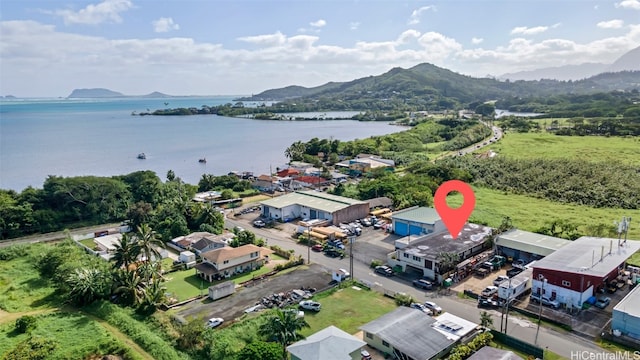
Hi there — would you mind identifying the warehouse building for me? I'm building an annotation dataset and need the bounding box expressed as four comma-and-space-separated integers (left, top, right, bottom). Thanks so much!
260, 190, 369, 225
495, 229, 571, 264
612, 285, 640, 340
391, 206, 445, 237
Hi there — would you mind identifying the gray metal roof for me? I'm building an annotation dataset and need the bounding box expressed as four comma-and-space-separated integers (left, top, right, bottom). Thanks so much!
401, 224, 493, 260
359, 307, 453, 360
613, 283, 640, 318
287, 325, 365, 360
532, 237, 640, 277
496, 229, 571, 257
468, 346, 524, 360
392, 206, 440, 224
261, 190, 367, 213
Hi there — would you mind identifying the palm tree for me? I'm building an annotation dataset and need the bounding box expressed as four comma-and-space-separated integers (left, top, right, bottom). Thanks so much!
284, 141, 306, 162
134, 224, 164, 263
65, 267, 111, 306
259, 308, 310, 358
111, 232, 141, 269
480, 311, 494, 329
197, 203, 224, 232
140, 277, 167, 313
113, 269, 146, 306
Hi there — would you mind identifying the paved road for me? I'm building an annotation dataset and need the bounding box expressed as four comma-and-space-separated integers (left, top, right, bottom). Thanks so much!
225, 215, 608, 358
0, 223, 122, 248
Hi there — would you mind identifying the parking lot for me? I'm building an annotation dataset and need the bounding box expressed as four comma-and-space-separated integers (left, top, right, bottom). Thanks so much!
176, 264, 332, 326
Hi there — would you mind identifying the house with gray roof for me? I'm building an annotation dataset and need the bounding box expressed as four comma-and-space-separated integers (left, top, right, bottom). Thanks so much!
467, 347, 524, 360
359, 307, 458, 360
287, 325, 365, 360
495, 229, 571, 264
531, 236, 640, 309
391, 206, 445, 236
260, 190, 369, 225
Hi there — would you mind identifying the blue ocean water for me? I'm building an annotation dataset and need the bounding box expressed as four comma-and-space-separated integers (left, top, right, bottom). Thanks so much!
0, 97, 405, 191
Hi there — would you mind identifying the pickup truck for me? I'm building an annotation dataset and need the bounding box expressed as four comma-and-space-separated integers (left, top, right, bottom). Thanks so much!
530, 293, 560, 309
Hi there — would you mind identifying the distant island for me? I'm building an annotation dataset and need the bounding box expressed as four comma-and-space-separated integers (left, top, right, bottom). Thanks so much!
67, 88, 173, 99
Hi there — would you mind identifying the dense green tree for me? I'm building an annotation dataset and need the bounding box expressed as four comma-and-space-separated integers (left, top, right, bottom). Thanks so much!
118, 170, 161, 205
238, 341, 283, 360
176, 318, 206, 351
126, 201, 153, 229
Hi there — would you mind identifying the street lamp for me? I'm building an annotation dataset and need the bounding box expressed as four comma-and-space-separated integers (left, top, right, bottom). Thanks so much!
348, 236, 356, 281
535, 277, 547, 345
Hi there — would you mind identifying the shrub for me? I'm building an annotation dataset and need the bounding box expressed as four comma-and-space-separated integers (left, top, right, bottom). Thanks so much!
15, 315, 37, 333
394, 293, 414, 306
0, 244, 30, 261
370, 259, 383, 268
3, 336, 57, 360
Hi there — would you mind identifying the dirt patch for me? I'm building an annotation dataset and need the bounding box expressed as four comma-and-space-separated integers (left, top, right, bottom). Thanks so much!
175, 264, 332, 325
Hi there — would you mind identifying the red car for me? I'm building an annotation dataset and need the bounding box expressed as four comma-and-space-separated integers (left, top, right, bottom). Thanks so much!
311, 244, 323, 252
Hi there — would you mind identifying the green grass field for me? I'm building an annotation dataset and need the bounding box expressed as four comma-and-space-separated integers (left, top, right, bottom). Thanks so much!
0, 249, 60, 312
485, 132, 640, 166
299, 285, 397, 336
164, 265, 273, 302
0, 311, 141, 360
446, 186, 640, 239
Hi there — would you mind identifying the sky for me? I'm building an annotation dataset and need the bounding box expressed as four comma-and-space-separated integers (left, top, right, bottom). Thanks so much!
1, 0, 639, 97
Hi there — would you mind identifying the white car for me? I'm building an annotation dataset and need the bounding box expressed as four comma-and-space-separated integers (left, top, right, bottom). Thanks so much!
493, 275, 510, 286
410, 303, 433, 315
423, 301, 442, 314
206, 317, 224, 328
481, 286, 499, 297
299, 300, 321, 312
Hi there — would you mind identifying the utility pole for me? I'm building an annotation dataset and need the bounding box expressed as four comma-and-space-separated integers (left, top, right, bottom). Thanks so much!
535, 278, 547, 345
349, 236, 356, 281
307, 225, 311, 265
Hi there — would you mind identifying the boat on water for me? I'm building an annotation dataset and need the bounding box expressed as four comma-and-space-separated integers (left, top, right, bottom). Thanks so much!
198, 157, 207, 163
137, 153, 146, 159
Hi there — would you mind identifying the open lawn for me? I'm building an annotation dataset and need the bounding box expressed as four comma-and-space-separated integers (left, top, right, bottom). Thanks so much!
446, 186, 640, 239
299, 285, 397, 336
0, 311, 143, 360
242, 194, 271, 204
0, 248, 60, 312
627, 252, 640, 267
485, 132, 640, 166
78, 238, 98, 250
164, 265, 273, 302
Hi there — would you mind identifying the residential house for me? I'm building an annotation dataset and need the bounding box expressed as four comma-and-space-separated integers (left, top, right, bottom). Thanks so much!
467, 347, 523, 360
531, 237, 640, 309
190, 236, 227, 256
360, 307, 476, 360
277, 168, 300, 178
172, 231, 233, 251
192, 191, 222, 203
195, 244, 274, 281
287, 325, 366, 360
252, 174, 277, 192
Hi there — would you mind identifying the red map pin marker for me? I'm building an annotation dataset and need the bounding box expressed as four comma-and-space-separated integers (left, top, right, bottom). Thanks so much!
434, 180, 476, 239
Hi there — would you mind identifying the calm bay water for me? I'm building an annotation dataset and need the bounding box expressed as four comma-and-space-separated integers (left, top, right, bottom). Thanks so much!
0, 97, 404, 191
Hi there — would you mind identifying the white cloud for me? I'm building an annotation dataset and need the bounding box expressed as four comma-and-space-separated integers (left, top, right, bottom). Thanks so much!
397, 30, 421, 44
350, 22, 360, 30
597, 19, 624, 29
53, 0, 133, 25
152, 17, 179, 33
310, 19, 326, 28
471, 37, 484, 44
615, 0, 640, 10
511, 25, 549, 35
237, 31, 287, 47
408, 5, 435, 25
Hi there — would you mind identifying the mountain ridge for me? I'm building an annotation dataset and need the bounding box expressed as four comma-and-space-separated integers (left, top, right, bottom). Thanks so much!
67, 88, 174, 98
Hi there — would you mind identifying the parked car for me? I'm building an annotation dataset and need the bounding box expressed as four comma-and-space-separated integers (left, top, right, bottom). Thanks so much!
506, 267, 524, 278
373, 221, 387, 229
375, 265, 393, 277
299, 300, 321, 311
284, 309, 305, 318
206, 317, 224, 328
324, 248, 342, 258
311, 244, 323, 252
410, 303, 433, 315
331, 240, 345, 250
361, 349, 373, 360
412, 279, 434, 290
481, 286, 499, 297
361, 218, 372, 227
594, 297, 611, 309
512, 259, 526, 270
493, 275, 510, 286
530, 294, 560, 309
252, 220, 266, 228
423, 301, 442, 314
478, 297, 499, 309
